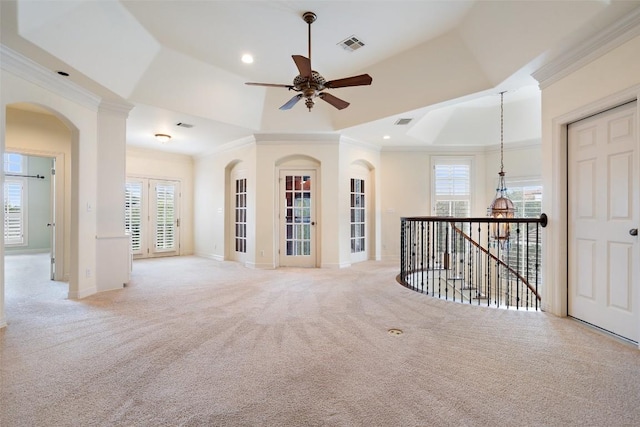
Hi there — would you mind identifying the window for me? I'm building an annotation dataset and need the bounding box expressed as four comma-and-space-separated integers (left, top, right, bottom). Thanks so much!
4, 153, 26, 246
125, 178, 180, 258
350, 178, 365, 253
4, 153, 24, 173
504, 179, 543, 280
154, 183, 176, 251
125, 181, 143, 254
433, 157, 471, 217
235, 178, 247, 253
506, 181, 543, 218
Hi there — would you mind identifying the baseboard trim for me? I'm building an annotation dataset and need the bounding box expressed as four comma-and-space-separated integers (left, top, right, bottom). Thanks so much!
68, 287, 97, 300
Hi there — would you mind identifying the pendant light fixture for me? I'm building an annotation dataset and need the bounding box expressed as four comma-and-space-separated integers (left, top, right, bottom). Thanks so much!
488, 91, 515, 241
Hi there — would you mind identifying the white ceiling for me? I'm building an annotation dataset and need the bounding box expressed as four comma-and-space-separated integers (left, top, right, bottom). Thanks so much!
2, 0, 639, 156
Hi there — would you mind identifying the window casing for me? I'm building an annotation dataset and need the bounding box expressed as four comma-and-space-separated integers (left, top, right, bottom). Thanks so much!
432, 157, 472, 217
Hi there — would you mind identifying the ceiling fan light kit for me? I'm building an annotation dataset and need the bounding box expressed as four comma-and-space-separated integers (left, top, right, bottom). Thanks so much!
245, 11, 373, 112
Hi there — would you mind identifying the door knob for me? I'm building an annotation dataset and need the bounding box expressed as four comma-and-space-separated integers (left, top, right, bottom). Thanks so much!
630, 228, 638, 236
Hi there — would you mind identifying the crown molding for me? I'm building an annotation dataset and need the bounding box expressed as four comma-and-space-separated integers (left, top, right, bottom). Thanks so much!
339, 135, 382, 152
1, 44, 101, 110
254, 132, 341, 145
99, 99, 134, 116
533, 7, 640, 89
195, 135, 256, 159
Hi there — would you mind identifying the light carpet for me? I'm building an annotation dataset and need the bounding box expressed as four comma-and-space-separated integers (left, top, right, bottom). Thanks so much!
1, 254, 639, 426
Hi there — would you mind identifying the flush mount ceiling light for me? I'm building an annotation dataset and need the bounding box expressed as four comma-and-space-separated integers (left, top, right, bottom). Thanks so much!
154, 133, 171, 143
241, 53, 254, 64
383, 135, 390, 140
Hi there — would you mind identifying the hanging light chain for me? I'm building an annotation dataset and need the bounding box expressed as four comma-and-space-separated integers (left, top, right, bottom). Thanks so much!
500, 91, 505, 174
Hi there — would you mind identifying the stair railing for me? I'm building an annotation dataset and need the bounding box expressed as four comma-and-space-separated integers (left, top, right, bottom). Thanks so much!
398, 215, 547, 310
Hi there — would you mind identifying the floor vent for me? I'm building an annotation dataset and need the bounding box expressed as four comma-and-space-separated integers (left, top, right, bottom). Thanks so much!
338, 35, 365, 52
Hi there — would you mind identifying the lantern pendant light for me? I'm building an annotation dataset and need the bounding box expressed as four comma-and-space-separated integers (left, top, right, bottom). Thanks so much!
488, 91, 515, 242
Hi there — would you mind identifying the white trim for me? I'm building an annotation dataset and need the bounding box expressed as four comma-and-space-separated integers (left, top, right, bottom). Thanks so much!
99, 99, 134, 116
255, 132, 340, 144
533, 8, 640, 89
0, 45, 101, 111
547, 85, 640, 318
196, 135, 256, 159
340, 135, 382, 152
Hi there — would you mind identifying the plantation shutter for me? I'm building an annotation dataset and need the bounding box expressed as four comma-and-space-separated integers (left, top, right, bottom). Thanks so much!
125, 181, 143, 254
154, 183, 176, 251
4, 180, 24, 245
433, 159, 471, 217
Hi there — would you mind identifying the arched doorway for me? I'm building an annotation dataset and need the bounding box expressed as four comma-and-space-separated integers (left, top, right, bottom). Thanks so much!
3, 102, 76, 306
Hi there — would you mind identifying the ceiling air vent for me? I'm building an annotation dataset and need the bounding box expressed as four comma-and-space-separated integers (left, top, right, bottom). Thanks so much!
338, 35, 365, 52
176, 122, 194, 128
394, 118, 413, 125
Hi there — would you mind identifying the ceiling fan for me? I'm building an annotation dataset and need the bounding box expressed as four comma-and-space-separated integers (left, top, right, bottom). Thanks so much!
245, 11, 373, 112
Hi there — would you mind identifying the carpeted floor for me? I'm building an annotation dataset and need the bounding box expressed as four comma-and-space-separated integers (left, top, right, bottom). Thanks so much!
1, 253, 639, 426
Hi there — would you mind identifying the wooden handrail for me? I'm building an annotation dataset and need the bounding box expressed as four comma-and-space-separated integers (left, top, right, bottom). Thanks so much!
449, 222, 541, 301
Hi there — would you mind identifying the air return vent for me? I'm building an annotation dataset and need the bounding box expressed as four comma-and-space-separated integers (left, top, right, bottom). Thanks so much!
394, 118, 413, 125
338, 35, 365, 52
176, 122, 194, 128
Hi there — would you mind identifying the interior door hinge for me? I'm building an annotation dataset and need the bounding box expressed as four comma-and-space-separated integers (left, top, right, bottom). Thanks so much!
51, 168, 56, 175
176, 218, 180, 227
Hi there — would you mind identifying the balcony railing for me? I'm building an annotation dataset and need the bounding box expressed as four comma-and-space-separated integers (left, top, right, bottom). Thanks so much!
398, 215, 547, 311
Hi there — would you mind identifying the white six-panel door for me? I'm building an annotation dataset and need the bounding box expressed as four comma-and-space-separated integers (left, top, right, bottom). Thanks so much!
568, 101, 639, 342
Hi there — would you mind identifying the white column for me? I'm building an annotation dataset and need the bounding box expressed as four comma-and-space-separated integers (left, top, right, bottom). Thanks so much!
95, 100, 133, 292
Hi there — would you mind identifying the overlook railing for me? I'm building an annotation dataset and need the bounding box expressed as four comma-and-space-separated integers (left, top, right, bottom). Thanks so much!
398, 215, 547, 311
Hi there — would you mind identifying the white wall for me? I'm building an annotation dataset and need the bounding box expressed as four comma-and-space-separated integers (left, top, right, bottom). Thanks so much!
539, 34, 640, 317
193, 140, 256, 262
126, 146, 195, 255
380, 145, 541, 261
193, 135, 382, 269
1, 68, 99, 328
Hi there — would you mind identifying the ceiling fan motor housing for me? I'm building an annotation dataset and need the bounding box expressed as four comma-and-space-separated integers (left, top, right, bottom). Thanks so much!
293, 71, 326, 91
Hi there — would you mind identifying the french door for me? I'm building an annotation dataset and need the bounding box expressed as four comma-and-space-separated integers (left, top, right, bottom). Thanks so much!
125, 178, 181, 259
568, 101, 638, 342
279, 170, 316, 267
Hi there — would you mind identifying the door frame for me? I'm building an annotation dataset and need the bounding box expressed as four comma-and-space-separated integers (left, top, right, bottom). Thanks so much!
276, 167, 319, 268
350, 164, 370, 264
566, 100, 638, 342
4, 148, 65, 281
126, 175, 181, 259
547, 85, 640, 344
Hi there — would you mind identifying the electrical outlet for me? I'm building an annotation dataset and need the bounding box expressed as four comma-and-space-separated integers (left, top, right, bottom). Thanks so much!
260, 250, 265, 257
85, 269, 91, 278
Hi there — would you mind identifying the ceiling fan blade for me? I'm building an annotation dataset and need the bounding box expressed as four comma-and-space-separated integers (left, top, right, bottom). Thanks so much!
245, 82, 294, 89
280, 94, 303, 110
324, 74, 373, 89
319, 92, 350, 110
292, 55, 312, 78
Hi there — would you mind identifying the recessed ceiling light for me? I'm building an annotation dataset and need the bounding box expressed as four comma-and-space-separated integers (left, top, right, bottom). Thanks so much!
241, 54, 254, 64
383, 135, 391, 140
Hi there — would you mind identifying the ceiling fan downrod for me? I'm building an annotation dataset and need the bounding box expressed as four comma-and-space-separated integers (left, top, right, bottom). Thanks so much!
303, 12, 316, 65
